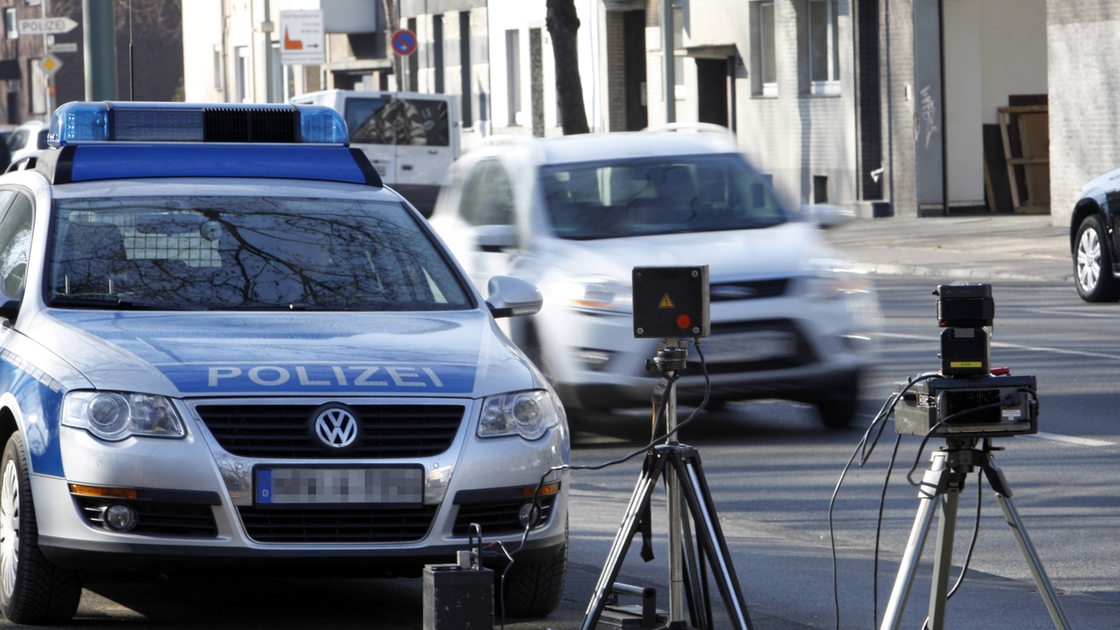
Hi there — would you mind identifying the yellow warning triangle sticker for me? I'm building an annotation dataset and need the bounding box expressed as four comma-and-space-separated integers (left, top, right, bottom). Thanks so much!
658, 293, 675, 308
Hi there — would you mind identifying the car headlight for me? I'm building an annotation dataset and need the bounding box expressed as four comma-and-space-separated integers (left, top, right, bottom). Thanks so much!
477, 390, 562, 440
804, 259, 875, 300
62, 391, 186, 441
554, 276, 632, 313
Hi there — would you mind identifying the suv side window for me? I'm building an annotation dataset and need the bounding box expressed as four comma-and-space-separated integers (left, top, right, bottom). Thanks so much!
0, 191, 33, 297
459, 160, 514, 226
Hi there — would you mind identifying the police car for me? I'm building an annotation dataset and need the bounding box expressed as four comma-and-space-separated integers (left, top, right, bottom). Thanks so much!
0, 101, 569, 624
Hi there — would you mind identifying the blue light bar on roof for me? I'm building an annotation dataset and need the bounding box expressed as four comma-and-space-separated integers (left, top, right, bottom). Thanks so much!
49, 101, 349, 146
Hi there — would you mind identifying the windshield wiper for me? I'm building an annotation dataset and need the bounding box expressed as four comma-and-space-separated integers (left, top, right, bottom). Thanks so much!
49, 295, 165, 310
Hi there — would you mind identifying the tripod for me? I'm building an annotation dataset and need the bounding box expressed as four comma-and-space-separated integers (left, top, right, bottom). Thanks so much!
880, 438, 1071, 630
582, 341, 752, 630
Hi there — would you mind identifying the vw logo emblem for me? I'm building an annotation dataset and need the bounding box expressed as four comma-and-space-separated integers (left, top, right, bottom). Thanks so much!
312, 405, 359, 449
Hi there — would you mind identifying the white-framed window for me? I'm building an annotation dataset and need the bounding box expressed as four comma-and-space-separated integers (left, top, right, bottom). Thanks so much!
212, 47, 224, 92
4, 9, 17, 40
755, 1, 777, 97
505, 29, 521, 125
808, 0, 840, 96
234, 46, 249, 103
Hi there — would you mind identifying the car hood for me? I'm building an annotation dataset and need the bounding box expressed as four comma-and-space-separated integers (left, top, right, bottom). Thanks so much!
537, 221, 841, 280
29, 310, 535, 398
1079, 166, 1120, 202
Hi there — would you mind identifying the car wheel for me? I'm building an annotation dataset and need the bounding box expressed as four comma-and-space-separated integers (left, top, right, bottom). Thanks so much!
1074, 216, 1120, 302
495, 533, 567, 619
813, 373, 862, 429
0, 432, 82, 624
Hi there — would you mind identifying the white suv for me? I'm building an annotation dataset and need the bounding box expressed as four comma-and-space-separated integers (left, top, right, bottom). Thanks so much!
429, 129, 881, 428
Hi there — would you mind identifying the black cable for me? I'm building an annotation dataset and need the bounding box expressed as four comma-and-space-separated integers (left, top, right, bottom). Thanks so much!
946, 470, 983, 600
828, 371, 939, 630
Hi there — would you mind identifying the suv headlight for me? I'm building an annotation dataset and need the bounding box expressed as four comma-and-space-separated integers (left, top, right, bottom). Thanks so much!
477, 390, 562, 440
554, 276, 632, 313
62, 391, 186, 441
804, 259, 874, 300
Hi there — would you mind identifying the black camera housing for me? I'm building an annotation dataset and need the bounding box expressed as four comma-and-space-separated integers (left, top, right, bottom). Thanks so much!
936, 284, 994, 376
632, 266, 710, 339
894, 374, 1038, 438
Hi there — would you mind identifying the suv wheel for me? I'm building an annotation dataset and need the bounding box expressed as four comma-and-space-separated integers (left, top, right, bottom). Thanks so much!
1075, 216, 1120, 302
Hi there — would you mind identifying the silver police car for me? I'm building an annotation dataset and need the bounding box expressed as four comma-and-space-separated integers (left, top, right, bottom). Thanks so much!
0, 101, 569, 623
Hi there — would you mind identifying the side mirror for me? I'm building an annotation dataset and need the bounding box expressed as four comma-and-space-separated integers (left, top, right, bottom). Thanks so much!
485, 275, 542, 318
800, 204, 854, 229
0, 298, 19, 325
474, 224, 518, 253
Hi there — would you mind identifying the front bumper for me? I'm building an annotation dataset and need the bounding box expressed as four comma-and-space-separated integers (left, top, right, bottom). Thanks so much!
34, 396, 569, 574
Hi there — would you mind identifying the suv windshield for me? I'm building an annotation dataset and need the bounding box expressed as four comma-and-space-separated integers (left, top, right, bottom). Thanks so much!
539, 153, 788, 240
47, 197, 472, 311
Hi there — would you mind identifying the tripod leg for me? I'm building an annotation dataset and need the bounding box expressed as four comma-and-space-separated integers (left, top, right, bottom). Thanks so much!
582, 453, 666, 630
995, 494, 1072, 630
925, 489, 960, 630
674, 448, 753, 629
880, 451, 948, 630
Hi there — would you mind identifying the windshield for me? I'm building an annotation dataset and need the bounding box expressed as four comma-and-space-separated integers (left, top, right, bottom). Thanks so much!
47, 197, 473, 311
344, 96, 450, 147
539, 153, 788, 240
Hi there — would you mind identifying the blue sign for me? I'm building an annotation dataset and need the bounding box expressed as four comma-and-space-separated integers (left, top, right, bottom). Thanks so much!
392, 29, 417, 56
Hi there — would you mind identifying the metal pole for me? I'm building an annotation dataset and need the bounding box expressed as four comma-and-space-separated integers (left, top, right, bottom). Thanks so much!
661, 0, 675, 123
262, 0, 273, 102
662, 340, 686, 625
82, 0, 118, 101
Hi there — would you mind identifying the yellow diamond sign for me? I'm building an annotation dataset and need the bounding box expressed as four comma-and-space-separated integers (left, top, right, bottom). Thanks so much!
40, 54, 62, 76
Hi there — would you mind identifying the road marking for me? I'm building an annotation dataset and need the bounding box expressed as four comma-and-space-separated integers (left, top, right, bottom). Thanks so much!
878, 332, 1120, 362
1021, 432, 1114, 448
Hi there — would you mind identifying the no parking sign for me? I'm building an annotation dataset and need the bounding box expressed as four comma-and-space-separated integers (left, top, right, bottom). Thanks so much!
392, 29, 417, 56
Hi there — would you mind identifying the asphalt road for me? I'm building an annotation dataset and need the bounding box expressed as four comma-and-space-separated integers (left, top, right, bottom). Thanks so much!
5, 276, 1118, 629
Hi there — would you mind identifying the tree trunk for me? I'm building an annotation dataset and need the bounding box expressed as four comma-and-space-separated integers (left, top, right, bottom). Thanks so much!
546, 0, 590, 135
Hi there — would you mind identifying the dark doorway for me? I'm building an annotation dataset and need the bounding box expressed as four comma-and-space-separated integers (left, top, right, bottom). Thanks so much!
696, 58, 729, 127
622, 10, 647, 130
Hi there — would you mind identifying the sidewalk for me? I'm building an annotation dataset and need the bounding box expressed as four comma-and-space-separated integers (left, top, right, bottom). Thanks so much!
824, 214, 1071, 284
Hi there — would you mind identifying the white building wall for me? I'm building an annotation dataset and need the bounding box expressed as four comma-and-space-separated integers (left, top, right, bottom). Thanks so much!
731, 1, 857, 208
486, 0, 603, 136
183, 0, 322, 104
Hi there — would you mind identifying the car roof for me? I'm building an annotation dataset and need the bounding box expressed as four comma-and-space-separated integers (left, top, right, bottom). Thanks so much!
474, 128, 742, 167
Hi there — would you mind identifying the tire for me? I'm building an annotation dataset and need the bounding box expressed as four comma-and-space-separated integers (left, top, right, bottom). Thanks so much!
1074, 216, 1120, 302
0, 432, 82, 624
495, 539, 567, 619
813, 372, 862, 429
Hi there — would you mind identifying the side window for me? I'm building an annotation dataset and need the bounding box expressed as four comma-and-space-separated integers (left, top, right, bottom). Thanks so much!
0, 191, 34, 298
459, 160, 515, 226
752, 1, 777, 97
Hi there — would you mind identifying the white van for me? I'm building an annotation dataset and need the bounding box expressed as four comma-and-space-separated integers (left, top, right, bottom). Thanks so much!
290, 90, 460, 215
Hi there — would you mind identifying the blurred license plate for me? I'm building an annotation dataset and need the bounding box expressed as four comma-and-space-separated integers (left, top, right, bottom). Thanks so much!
703, 331, 797, 362
255, 467, 423, 505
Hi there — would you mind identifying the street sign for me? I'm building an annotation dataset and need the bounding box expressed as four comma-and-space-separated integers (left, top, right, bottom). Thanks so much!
392, 29, 417, 56
50, 42, 78, 54
18, 16, 78, 35
40, 54, 62, 76
279, 10, 324, 65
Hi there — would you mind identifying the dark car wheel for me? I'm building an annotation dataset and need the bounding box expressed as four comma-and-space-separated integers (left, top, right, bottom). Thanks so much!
1074, 216, 1120, 302
495, 536, 567, 619
0, 432, 82, 624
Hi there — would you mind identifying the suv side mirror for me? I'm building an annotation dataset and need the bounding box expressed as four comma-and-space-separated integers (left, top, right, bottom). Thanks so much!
475, 225, 518, 253
485, 275, 542, 318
